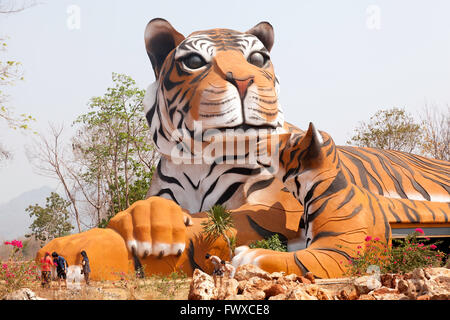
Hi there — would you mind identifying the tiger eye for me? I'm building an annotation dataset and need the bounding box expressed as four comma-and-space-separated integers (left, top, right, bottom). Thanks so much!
182, 54, 206, 69
248, 52, 268, 68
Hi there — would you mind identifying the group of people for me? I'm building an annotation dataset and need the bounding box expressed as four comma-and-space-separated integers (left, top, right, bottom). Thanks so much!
39, 250, 91, 289
40, 250, 233, 290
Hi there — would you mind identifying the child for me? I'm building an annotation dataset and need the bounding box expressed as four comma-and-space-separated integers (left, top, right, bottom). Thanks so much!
39, 252, 53, 288
80, 250, 91, 285
52, 252, 69, 289
205, 253, 223, 287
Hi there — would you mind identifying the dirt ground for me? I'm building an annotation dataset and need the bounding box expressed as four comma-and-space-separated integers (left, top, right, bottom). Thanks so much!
28, 277, 353, 300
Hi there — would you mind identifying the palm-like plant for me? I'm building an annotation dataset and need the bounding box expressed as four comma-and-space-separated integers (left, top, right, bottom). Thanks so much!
201, 204, 235, 260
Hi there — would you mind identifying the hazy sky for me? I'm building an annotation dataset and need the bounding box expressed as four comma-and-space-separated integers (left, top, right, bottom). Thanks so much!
0, 0, 449, 204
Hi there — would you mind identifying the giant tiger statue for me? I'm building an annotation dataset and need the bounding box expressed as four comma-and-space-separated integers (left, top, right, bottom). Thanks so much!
37, 19, 450, 280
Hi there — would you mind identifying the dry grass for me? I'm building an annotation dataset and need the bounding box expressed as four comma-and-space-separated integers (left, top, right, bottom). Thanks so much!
1, 275, 192, 300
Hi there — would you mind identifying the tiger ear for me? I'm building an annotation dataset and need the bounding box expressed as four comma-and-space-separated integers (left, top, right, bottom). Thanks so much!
246, 21, 274, 52
144, 18, 185, 79
299, 122, 323, 164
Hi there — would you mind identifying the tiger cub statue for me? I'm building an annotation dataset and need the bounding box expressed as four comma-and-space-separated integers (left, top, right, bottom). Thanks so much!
232, 123, 450, 278
37, 19, 449, 280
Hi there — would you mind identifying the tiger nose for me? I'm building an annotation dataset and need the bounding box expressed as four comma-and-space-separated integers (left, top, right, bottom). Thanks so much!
226, 72, 254, 100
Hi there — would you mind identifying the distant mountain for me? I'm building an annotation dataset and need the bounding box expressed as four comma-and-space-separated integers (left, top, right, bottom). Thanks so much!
0, 186, 54, 241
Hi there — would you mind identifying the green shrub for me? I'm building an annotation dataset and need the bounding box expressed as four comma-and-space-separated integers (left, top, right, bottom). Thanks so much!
341, 229, 446, 276
249, 234, 287, 252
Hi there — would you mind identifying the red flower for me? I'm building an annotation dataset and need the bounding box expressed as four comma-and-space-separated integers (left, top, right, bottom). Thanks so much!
5, 240, 23, 248
374, 237, 380, 241
365, 236, 372, 242
430, 245, 437, 250
415, 228, 424, 234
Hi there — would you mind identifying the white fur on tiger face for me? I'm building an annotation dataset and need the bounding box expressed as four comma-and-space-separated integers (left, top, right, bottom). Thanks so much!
143, 26, 285, 162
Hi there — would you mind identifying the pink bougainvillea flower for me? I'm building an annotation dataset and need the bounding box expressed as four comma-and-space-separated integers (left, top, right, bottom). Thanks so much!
357, 245, 362, 249
415, 228, 424, 234
5, 240, 23, 248
12, 240, 23, 248
2, 263, 7, 270
430, 245, 437, 250
418, 243, 424, 247
365, 236, 372, 242
373, 237, 380, 241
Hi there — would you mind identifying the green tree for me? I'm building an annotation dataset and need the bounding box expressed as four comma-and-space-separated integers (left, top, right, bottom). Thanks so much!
201, 204, 235, 260
72, 73, 158, 225
28, 73, 158, 229
25, 192, 74, 246
347, 107, 422, 153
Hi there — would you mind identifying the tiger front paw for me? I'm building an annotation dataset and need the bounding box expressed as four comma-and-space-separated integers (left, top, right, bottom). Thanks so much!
231, 245, 303, 275
107, 196, 193, 258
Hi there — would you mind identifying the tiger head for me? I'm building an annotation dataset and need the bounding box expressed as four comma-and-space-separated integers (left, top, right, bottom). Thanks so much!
143, 18, 285, 161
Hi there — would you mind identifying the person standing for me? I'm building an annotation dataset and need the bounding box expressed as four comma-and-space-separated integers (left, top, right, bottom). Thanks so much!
80, 250, 91, 285
52, 252, 69, 289
39, 252, 53, 288
205, 253, 224, 288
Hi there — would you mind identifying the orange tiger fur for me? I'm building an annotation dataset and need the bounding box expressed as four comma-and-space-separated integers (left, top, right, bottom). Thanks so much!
232, 123, 449, 278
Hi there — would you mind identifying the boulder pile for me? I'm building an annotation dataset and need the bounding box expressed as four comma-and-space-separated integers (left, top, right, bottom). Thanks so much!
188, 264, 450, 300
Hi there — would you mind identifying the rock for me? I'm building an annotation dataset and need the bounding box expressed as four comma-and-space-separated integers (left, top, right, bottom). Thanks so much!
268, 272, 285, 280
188, 269, 217, 300
337, 289, 349, 300
264, 284, 287, 299
217, 278, 239, 300
416, 294, 430, 300
337, 287, 359, 300
225, 294, 252, 300
241, 286, 267, 300
370, 287, 408, 300
2, 288, 46, 300
298, 276, 312, 284
315, 287, 333, 300
358, 294, 376, 300
425, 267, 450, 279
268, 293, 288, 300
380, 273, 402, 289
354, 275, 382, 294
234, 264, 272, 282
412, 268, 426, 280
305, 272, 315, 284
284, 273, 302, 282
287, 288, 318, 300
397, 279, 409, 294
430, 293, 450, 300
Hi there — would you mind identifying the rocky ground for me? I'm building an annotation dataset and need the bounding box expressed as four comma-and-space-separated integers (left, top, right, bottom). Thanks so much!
2, 265, 449, 300
188, 264, 450, 300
